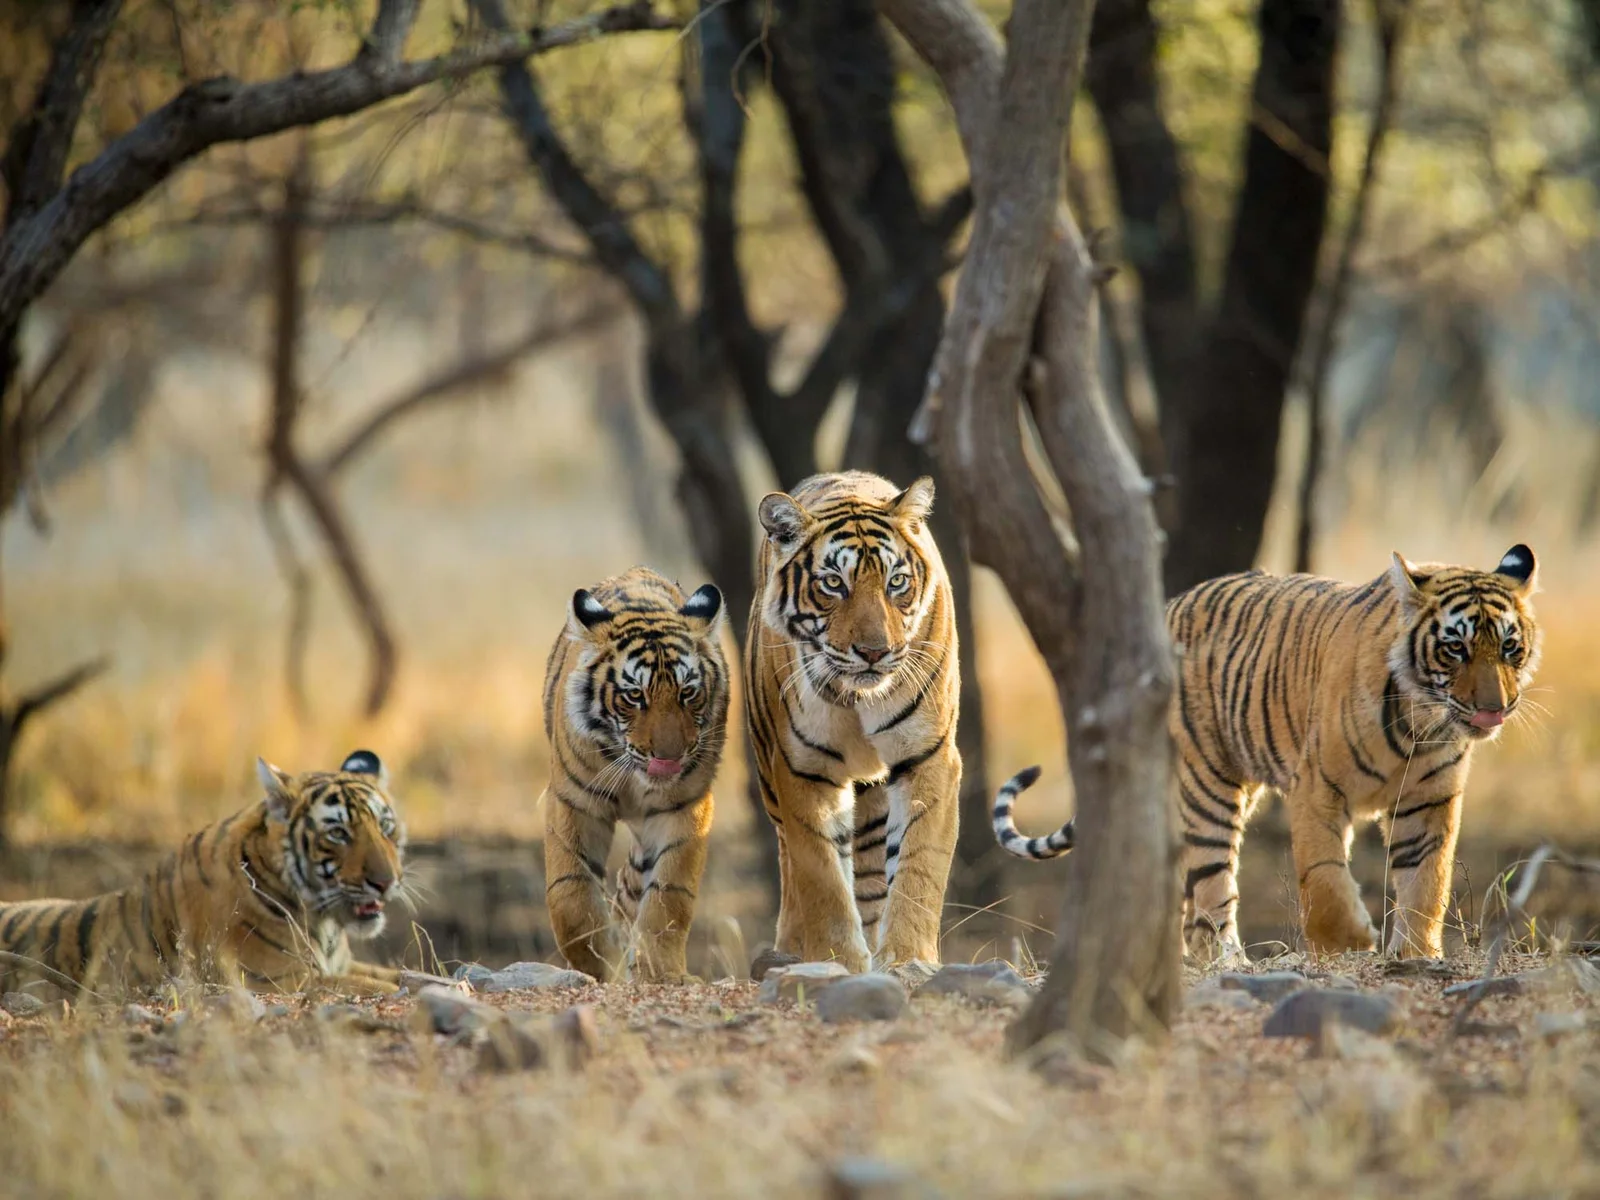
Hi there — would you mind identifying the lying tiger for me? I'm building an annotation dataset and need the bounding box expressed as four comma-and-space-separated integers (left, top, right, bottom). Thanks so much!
0, 750, 407, 997
993, 545, 1542, 961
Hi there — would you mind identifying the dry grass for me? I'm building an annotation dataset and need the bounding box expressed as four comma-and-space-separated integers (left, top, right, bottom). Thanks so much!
2, 950, 1599, 1198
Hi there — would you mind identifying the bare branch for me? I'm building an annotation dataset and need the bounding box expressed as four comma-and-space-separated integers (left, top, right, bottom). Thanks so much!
12, 655, 110, 731
322, 299, 622, 476
1, 0, 124, 224
1293, 0, 1408, 574
0, 1, 678, 336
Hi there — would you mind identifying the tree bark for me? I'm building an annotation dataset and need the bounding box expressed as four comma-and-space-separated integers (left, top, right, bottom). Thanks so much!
1160, 0, 1339, 594
883, 0, 1179, 1059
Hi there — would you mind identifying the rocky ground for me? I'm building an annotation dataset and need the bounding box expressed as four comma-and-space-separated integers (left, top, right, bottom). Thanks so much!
2, 949, 1598, 1198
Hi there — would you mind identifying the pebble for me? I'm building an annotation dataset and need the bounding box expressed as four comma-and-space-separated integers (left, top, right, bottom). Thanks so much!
200, 991, 267, 1022
476, 1004, 601, 1073
475, 961, 596, 994
758, 961, 851, 1004
1185, 988, 1258, 1013
1217, 971, 1309, 1003
1, 992, 45, 1018
886, 960, 939, 988
1262, 988, 1401, 1039
749, 949, 803, 982
415, 983, 495, 1037
815, 974, 908, 1024
916, 961, 1034, 1008
397, 970, 463, 995
825, 1156, 941, 1200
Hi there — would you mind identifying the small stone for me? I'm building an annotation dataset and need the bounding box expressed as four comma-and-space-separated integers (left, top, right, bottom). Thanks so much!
200, 991, 267, 1022
476, 961, 596, 994
758, 961, 851, 1004
476, 1004, 600, 1073
1443, 976, 1525, 999
815, 974, 908, 1024
1533, 1011, 1589, 1043
1517, 959, 1600, 997
452, 963, 496, 989
885, 959, 939, 988
397, 970, 463, 995
750, 948, 802, 982
1381, 958, 1456, 979
123, 1004, 162, 1027
415, 983, 495, 1037
916, 961, 1033, 1007
825, 1156, 940, 1200
1218, 971, 1309, 1003
1, 992, 45, 1018
1185, 988, 1258, 1013
1263, 989, 1401, 1039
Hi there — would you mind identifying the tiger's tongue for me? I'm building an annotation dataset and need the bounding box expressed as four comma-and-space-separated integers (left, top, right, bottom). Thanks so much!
647, 757, 683, 777
1470, 709, 1505, 729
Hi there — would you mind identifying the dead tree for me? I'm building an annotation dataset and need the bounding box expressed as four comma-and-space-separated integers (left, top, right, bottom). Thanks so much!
883, 0, 1181, 1058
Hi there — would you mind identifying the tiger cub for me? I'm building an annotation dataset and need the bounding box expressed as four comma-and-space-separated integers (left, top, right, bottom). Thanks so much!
540, 567, 729, 983
0, 750, 407, 997
746, 470, 962, 972
993, 546, 1542, 961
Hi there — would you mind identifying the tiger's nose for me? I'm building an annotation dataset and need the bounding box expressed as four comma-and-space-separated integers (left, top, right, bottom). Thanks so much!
365, 874, 395, 896
853, 644, 889, 665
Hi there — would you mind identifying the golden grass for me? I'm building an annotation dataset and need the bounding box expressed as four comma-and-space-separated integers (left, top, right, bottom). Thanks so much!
2, 951, 1598, 1199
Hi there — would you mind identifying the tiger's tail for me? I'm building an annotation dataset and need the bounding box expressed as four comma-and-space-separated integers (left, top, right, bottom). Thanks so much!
991, 766, 1075, 860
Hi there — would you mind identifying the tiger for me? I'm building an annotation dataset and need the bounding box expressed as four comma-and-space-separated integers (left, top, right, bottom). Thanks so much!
0, 750, 407, 998
746, 470, 962, 973
540, 566, 729, 983
991, 545, 1542, 962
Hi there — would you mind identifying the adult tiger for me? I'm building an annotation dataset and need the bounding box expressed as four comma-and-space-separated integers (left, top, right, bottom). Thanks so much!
747, 470, 961, 972
541, 567, 728, 983
992, 546, 1542, 962
0, 750, 407, 997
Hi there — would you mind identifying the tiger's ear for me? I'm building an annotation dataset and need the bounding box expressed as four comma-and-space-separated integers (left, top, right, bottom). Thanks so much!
340, 748, 388, 787
678, 583, 723, 632
1492, 543, 1538, 596
889, 476, 935, 533
567, 589, 615, 638
758, 492, 813, 552
256, 757, 295, 821
1388, 551, 1427, 605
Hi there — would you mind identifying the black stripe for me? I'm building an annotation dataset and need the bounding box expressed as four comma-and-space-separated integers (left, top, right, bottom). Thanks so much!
1184, 862, 1228, 897
1393, 795, 1455, 820
74, 898, 103, 974
887, 731, 948, 785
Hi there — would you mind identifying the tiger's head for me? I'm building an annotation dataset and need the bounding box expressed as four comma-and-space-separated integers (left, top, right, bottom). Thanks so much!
565, 583, 728, 786
256, 749, 407, 939
1388, 543, 1543, 743
757, 476, 938, 700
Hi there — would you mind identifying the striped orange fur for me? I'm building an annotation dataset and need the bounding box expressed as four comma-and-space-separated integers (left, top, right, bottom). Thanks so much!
746, 471, 962, 971
993, 545, 1542, 961
0, 751, 407, 997
540, 567, 729, 983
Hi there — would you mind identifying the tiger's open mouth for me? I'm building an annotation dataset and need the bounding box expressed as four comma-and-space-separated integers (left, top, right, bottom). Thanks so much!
351, 900, 385, 921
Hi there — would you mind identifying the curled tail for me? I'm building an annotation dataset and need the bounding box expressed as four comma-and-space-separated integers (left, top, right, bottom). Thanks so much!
991, 766, 1075, 860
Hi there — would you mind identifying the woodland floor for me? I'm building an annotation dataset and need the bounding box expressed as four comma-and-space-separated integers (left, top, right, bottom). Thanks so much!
2, 949, 1598, 1199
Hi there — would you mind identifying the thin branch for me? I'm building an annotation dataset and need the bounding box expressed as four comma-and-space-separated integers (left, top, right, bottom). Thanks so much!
1293, 0, 1407, 574
259, 488, 313, 721
0, 0, 678, 335
11, 655, 111, 730
322, 298, 622, 475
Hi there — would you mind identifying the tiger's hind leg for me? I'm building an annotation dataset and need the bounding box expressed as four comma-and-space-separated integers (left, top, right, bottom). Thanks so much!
543, 792, 622, 981
1179, 774, 1256, 963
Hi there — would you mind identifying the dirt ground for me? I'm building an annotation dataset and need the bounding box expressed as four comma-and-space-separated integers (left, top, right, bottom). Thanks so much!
2, 948, 1598, 1199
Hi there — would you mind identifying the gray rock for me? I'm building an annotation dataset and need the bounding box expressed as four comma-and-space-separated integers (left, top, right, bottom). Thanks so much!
1218, 971, 1309, 1003
415, 983, 495, 1037
1263, 988, 1402, 1039
825, 1157, 941, 1200
398, 970, 462, 995
1443, 976, 1525, 999
815, 974, 908, 1024
476, 961, 596, 994
122, 1004, 163, 1027
885, 959, 939, 989
201, 990, 267, 1022
916, 961, 1034, 1007
1533, 1011, 1589, 1043
476, 1004, 601, 1073
750, 948, 803, 982
1, 992, 45, 1018
451, 963, 497, 989
1517, 959, 1600, 997
758, 961, 852, 1004
1185, 988, 1259, 1013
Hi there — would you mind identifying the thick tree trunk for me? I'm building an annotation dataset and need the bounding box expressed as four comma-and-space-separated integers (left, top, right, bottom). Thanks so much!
883, 0, 1179, 1059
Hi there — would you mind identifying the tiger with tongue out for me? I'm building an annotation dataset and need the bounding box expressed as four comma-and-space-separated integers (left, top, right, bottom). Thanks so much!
540, 567, 730, 982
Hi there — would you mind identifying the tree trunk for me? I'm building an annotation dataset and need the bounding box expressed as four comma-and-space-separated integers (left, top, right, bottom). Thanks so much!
882, 0, 1179, 1060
